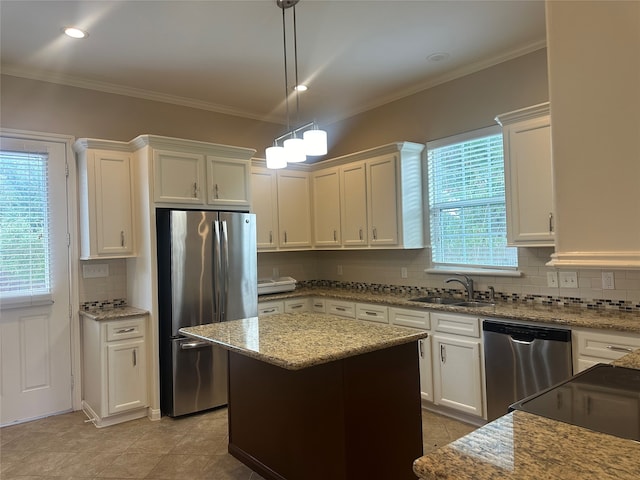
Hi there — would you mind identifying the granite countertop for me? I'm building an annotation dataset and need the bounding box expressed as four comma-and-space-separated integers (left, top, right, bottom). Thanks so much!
179, 312, 428, 370
412, 409, 640, 480
262, 287, 640, 333
79, 306, 148, 321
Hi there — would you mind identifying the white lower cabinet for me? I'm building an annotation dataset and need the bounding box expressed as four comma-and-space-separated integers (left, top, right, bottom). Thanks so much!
390, 307, 432, 403
431, 312, 484, 418
572, 328, 640, 373
82, 315, 148, 427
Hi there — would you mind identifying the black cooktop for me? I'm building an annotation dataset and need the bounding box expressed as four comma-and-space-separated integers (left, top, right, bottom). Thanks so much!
510, 364, 640, 441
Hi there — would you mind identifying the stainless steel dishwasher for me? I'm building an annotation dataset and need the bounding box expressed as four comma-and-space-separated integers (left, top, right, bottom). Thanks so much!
483, 320, 573, 421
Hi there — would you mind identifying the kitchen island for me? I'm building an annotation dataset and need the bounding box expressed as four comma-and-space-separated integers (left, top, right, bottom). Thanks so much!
180, 312, 428, 480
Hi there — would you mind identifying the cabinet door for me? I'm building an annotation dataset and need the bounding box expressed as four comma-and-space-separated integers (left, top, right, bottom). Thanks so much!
106, 338, 147, 415
251, 167, 279, 250
432, 334, 483, 417
277, 170, 311, 248
367, 155, 398, 245
503, 115, 554, 246
312, 168, 341, 247
153, 150, 205, 204
92, 150, 135, 256
284, 298, 309, 313
207, 156, 250, 207
340, 162, 368, 246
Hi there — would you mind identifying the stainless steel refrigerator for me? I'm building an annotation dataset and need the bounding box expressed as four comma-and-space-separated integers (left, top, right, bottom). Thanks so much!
156, 209, 257, 417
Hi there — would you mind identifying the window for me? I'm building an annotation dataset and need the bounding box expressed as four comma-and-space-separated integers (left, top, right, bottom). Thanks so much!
427, 126, 517, 270
0, 150, 52, 305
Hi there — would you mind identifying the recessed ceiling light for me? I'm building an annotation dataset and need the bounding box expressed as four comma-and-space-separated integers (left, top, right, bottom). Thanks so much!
294, 84, 308, 92
427, 52, 449, 62
63, 27, 88, 39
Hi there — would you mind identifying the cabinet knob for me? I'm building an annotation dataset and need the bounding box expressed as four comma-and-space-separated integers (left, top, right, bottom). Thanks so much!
359, 228, 363, 241
549, 212, 554, 233
419, 339, 424, 358
283, 231, 287, 243
120, 231, 125, 247
372, 227, 377, 240
214, 183, 219, 199
440, 344, 446, 363
133, 349, 137, 367
269, 231, 273, 244
193, 182, 198, 198
333, 230, 337, 242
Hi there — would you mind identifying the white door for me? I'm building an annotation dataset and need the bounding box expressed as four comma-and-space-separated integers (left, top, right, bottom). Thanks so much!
0, 134, 73, 426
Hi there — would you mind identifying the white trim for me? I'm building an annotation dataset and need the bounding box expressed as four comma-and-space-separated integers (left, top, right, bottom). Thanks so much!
425, 267, 522, 278
427, 124, 502, 149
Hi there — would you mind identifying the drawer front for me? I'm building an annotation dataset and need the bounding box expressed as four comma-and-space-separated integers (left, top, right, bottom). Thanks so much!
575, 330, 640, 361
258, 301, 284, 317
432, 312, 479, 338
106, 317, 146, 341
326, 300, 356, 318
389, 307, 430, 330
311, 298, 326, 313
356, 303, 389, 324
284, 298, 309, 313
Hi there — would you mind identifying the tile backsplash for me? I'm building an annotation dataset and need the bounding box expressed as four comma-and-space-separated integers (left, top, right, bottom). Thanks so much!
79, 248, 640, 312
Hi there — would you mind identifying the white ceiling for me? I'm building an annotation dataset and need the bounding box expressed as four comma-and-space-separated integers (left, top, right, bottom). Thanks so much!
0, 0, 546, 126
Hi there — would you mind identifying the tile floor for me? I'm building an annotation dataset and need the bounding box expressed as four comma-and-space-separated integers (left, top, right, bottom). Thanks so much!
1, 407, 476, 479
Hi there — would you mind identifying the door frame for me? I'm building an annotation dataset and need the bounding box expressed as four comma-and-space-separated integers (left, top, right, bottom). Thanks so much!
0, 128, 81, 413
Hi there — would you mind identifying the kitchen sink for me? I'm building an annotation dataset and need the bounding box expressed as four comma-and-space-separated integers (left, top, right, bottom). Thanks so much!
410, 296, 464, 305
410, 297, 495, 308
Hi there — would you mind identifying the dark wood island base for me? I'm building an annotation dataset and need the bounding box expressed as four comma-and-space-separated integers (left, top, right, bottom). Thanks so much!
227, 342, 423, 480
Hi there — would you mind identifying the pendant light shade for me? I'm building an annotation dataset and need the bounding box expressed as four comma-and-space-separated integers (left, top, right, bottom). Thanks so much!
303, 128, 328, 156
265, 146, 287, 169
283, 137, 306, 163
265, 0, 328, 169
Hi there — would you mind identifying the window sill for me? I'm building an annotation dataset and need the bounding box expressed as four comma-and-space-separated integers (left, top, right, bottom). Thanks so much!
425, 267, 522, 278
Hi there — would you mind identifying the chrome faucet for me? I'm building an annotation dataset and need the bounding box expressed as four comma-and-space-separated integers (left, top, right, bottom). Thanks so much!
446, 275, 474, 301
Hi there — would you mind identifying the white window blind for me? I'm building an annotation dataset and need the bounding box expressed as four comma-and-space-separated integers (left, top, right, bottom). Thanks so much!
427, 126, 517, 269
0, 150, 53, 307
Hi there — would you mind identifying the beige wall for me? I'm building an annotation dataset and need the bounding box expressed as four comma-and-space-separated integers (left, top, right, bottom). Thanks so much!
0, 75, 282, 153
326, 48, 549, 157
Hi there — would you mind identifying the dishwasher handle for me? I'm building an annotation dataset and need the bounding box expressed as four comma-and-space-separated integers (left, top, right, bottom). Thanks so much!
483, 320, 571, 343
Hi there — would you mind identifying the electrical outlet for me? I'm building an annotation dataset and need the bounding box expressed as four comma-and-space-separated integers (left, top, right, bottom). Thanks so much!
401, 267, 408, 279
82, 263, 109, 278
272, 267, 279, 279
546, 271, 559, 288
602, 272, 615, 290
559, 271, 578, 288
337, 265, 343, 275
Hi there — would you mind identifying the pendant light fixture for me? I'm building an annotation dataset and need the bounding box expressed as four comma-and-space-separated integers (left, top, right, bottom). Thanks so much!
266, 0, 328, 169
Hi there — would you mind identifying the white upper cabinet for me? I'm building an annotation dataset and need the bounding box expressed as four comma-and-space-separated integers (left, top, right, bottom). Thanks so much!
311, 167, 341, 247
129, 135, 254, 209
206, 156, 251, 208
153, 150, 206, 204
367, 154, 399, 246
75, 140, 136, 259
496, 103, 554, 247
340, 162, 368, 246
250, 142, 424, 251
277, 169, 312, 249
251, 166, 279, 250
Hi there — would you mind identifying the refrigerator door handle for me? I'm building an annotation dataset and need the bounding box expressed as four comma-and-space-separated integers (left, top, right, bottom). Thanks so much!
180, 340, 212, 350
221, 220, 229, 322
213, 220, 222, 323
